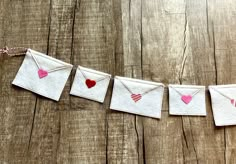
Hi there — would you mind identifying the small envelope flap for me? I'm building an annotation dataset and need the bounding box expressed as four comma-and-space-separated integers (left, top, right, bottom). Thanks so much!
27, 49, 73, 70
78, 65, 111, 79
115, 76, 164, 93
169, 84, 205, 89
169, 84, 205, 95
209, 84, 236, 98
209, 84, 236, 107
209, 84, 236, 88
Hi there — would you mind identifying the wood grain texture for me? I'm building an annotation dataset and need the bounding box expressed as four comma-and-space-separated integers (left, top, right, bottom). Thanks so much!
0, 0, 236, 163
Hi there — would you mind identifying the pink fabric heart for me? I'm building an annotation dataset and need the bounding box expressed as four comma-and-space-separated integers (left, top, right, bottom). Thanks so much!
38, 69, 48, 79
230, 99, 236, 107
131, 94, 142, 102
181, 95, 192, 104
231, 99, 235, 105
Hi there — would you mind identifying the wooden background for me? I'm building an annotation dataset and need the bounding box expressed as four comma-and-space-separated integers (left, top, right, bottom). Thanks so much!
0, 0, 236, 163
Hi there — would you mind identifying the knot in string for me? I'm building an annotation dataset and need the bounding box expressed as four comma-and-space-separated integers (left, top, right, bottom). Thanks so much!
0, 46, 9, 55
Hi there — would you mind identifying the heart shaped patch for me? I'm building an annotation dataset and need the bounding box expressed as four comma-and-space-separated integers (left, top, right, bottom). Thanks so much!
38, 69, 48, 79
131, 94, 142, 102
85, 79, 96, 88
181, 95, 192, 104
231, 99, 236, 107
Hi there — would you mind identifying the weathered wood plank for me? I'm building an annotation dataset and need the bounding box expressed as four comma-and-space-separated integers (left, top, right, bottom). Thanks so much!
108, 0, 144, 163
27, 0, 76, 163
141, 0, 225, 163
57, 0, 117, 163
209, 0, 236, 163
0, 0, 51, 163
142, 0, 186, 163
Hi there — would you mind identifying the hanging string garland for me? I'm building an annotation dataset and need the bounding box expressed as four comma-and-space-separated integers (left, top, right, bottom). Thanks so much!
1, 46, 236, 126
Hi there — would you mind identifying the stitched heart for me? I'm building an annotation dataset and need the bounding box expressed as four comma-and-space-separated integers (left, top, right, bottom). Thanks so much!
38, 69, 48, 79
230, 99, 236, 107
85, 79, 96, 88
231, 99, 234, 104
131, 94, 142, 102
181, 95, 192, 104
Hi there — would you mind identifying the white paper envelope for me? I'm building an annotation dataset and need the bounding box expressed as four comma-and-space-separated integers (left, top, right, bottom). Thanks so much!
12, 49, 73, 101
110, 76, 164, 118
168, 84, 206, 116
70, 66, 111, 103
209, 84, 236, 126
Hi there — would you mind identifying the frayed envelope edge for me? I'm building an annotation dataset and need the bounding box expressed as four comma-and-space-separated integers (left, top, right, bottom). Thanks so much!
27, 49, 73, 67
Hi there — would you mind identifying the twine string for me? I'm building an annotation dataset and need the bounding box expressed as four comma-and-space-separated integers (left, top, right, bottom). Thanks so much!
29, 50, 41, 69
28, 49, 71, 72
117, 78, 134, 94
47, 66, 71, 73
0, 47, 232, 95
169, 86, 202, 97
78, 66, 110, 82
0, 46, 27, 56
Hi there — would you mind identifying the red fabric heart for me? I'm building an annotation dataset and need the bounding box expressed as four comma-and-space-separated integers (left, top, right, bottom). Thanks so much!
85, 79, 96, 88
131, 94, 142, 102
38, 69, 48, 79
181, 95, 192, 104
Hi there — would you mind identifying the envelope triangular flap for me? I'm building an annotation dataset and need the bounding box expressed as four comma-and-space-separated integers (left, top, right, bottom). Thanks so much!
27, 49, 73, 70
115, 76, 164, 93
209, 84, 236, 99
78, 66, 111, 79
169, 84, 205, 93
